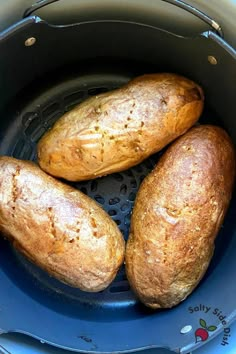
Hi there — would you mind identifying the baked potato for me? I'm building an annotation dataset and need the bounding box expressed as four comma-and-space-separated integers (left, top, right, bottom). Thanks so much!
37, 73, 204, 181
126, 125, 235, 308
0, 156, 125, 291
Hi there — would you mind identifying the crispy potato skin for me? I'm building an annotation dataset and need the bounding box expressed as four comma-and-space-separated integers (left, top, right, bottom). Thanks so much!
0, 157, 125, 291
126, 125, 235, 308
37, 73, 204, 181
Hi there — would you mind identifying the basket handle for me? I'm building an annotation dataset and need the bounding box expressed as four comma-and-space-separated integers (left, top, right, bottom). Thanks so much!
23, 0, 223, 37
23, 0, 60, 18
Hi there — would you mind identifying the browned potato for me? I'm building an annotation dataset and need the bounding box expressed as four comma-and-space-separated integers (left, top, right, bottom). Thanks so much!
126, 125, 235, 309
37, 73, 204, 181
0, 157, 125, 291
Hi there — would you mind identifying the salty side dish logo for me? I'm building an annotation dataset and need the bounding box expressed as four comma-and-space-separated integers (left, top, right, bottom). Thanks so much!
189, 305, 231, 346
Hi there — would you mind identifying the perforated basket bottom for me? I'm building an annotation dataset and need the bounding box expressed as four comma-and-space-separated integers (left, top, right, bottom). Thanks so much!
0, 67, 221, 311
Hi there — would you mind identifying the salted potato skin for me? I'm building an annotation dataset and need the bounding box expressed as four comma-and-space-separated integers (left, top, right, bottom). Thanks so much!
37, 73, 204, 181
0, 157, 125, 291
126, 125, 235, 309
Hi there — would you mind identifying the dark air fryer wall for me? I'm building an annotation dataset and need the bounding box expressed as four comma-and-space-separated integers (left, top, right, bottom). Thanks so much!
1, 0, 236, 47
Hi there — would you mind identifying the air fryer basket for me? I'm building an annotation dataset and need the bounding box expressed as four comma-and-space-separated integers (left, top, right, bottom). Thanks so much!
0, 1, 236, 353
